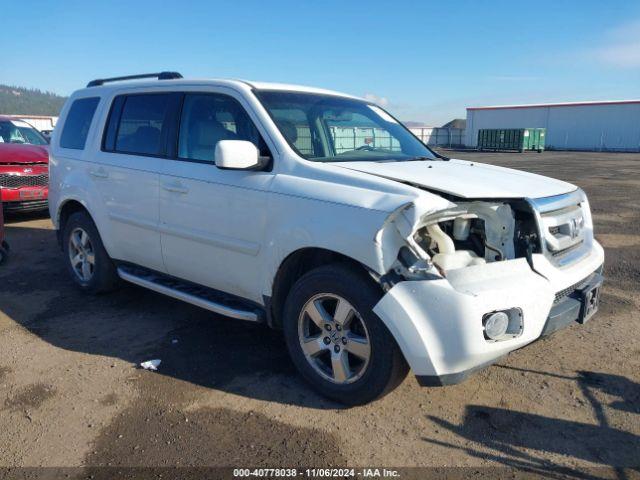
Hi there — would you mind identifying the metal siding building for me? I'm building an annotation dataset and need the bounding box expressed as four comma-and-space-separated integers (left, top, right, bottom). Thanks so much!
4, 114, 58, 132
465, 100, 640, 152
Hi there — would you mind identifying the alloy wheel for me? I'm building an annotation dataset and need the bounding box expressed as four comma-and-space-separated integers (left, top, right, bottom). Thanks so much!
68, 227, 95, 282
298, 293, 371, 384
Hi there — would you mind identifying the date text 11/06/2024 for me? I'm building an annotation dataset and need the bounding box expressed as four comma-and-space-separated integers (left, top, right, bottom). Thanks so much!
233, 468, 400, 477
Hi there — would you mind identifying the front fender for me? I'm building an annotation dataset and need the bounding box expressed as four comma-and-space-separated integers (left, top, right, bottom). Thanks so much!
260, 178, 455, 298
260, 195, 389, 298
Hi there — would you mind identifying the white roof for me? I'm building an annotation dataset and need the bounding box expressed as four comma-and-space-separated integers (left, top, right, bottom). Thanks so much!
76, 77, 362, 100
245, 80, 360, 98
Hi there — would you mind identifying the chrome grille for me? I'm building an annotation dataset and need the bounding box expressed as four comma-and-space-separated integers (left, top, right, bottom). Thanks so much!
0, 174, 49, 189
551, 240, 584, 257
529, 190, 591, 268
540, 204, 585, 252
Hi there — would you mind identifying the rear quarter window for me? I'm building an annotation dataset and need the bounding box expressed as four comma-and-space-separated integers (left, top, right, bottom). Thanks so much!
60, 97, 100, 149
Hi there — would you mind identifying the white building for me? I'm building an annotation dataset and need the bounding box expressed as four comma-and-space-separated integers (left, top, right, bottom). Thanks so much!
465, 100, 640, 152
5, 114, 58, 133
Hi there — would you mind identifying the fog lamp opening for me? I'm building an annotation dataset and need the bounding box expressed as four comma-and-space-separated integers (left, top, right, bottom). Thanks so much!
483, 308, 523, 342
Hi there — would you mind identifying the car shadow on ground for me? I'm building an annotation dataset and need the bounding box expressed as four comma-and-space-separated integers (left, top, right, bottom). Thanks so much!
0, 223, 340, 409
423, 366, 640, 479
2, 209, 50, 225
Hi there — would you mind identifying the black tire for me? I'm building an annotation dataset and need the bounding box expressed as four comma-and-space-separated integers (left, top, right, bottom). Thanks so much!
283, 263, 408, 406
62, 211, 119, 293
0, 246, 7, 265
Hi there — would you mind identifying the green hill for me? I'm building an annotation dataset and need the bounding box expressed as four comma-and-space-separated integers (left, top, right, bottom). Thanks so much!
0, 84, 67, 116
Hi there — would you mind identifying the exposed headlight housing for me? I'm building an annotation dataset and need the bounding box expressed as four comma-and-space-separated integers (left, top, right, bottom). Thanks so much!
483, 308, 523, 341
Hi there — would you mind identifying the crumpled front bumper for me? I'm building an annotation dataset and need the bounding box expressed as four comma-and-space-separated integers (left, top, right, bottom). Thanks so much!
373, 240, 605, 385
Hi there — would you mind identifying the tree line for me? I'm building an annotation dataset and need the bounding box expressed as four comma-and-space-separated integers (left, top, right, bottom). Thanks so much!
0, 85, 67, 116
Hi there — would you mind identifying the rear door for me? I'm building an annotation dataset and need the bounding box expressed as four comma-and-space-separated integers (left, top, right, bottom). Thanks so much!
158, 90, 274, 302
93, 92, 176, 272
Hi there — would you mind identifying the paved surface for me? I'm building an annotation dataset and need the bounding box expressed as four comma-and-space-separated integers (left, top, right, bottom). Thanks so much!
0, 151, 638, 475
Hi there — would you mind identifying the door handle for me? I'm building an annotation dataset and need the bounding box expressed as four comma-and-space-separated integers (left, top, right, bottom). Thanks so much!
162, 182, 189, 194
89, 168, 108, 179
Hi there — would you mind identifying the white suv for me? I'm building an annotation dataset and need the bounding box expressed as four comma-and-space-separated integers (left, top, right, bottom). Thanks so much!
49, 72, 604, 405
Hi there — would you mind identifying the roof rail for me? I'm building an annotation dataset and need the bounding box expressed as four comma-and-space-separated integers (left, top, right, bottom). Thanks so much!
86, 71, 183, 88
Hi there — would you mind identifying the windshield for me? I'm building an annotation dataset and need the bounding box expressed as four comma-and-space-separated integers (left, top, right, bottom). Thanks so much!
0, 120, 48, 145
254, 90, 436, 162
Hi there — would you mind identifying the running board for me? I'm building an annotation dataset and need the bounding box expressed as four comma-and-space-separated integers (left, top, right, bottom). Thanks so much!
117, 267, 262, 322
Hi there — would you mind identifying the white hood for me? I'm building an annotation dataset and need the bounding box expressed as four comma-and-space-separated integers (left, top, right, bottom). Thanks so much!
334, 158, 576, 199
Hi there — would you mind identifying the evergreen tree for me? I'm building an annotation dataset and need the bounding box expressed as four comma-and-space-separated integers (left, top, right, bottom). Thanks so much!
0, 85, 67, 116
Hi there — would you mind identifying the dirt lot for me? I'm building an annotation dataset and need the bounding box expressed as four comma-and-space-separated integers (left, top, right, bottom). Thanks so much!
0, 151, 638, 477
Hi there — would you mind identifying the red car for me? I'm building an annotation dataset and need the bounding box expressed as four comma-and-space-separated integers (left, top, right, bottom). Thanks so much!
0, 116, 49, 213
0, 191, 8, 264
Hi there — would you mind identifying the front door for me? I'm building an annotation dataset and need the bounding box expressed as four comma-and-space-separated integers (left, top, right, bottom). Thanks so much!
159, 92, 274, 303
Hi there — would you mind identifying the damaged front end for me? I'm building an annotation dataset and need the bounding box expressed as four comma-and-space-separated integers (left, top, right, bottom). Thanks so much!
372, 189, 604, 384
377, 196, 542, 287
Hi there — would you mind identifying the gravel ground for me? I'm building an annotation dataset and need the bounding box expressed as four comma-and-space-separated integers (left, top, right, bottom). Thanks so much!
0, 151, 638, 477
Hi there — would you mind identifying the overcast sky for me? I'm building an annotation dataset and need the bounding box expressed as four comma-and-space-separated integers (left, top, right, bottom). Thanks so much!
3, 0, 640, 125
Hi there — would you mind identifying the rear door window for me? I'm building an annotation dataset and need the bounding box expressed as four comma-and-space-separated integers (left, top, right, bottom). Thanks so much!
60, 97, 100, 149
107, 94, 171, 156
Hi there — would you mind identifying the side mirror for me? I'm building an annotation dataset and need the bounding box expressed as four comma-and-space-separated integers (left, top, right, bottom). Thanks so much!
215, 140, 266, 170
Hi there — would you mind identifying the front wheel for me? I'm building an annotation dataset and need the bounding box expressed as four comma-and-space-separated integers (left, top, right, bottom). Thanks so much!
283, 264, 408, 405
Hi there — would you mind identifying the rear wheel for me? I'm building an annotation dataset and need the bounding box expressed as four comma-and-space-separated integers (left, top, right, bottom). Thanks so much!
0, 245, 7, 265
62, 211, 119, 293
283, 264, 408, 405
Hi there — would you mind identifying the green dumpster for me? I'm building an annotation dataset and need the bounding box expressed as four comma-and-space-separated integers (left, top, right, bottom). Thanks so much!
477, 128, 545, 152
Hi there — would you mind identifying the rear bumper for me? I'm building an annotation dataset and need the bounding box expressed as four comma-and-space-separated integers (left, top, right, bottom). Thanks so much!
373, 241, 605, 385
